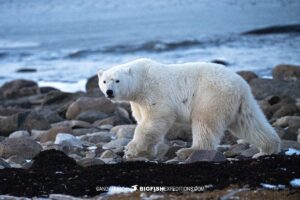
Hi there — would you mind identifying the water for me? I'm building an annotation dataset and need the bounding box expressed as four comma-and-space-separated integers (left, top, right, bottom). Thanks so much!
0, 0, 300, 92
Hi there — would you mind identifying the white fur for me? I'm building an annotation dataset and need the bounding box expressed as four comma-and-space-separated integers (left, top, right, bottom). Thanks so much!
98, 58, 281, 160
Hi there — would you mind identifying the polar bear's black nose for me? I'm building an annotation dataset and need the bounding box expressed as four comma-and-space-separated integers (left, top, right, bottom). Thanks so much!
106, 89, 114, 97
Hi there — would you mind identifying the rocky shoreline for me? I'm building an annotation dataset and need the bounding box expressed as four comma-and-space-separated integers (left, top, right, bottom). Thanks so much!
0, 63, 300, 198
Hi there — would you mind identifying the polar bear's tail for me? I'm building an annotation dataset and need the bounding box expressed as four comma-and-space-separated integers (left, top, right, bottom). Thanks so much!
229, 92, 281, 155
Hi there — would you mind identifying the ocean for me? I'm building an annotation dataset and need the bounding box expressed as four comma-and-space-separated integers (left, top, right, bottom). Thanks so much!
0, 0, 300, 92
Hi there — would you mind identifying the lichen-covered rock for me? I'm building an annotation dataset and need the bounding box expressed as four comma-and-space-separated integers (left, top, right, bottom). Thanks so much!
272, 64, 300, 81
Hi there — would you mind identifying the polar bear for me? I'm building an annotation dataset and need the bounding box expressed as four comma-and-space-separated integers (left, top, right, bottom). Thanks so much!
98, 58, 280, 160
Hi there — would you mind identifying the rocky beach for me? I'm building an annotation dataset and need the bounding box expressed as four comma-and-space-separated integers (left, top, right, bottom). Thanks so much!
0, 64, 299, 199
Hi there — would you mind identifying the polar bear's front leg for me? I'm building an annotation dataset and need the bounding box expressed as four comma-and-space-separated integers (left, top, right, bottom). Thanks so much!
124, 110, 175, 160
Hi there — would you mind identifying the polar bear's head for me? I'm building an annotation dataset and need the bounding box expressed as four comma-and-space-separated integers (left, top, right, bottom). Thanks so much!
98, 66, 135, 101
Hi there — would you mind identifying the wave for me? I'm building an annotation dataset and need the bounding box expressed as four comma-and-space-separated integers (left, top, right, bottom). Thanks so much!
0, 40, 40, 49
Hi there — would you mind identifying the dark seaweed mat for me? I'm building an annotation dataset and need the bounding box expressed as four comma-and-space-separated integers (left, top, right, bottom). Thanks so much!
0, 150, 299, 197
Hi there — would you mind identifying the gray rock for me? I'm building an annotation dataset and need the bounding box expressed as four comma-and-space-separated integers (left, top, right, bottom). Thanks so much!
100, 150, 119, 159
52, 120, 93, 129
102, 138, 131, 150
0, 79, 38, 99
9, 130, 30, 139
0, 137, 42, 159
224, 143, 249, 157
240, 146, 260, 157
18, 111, 51, 131
0, 157, 10, 168
75, 111, 109, 123
79, 131, 112, 144
249, 78, 300, 100
281, 140, 300, 150
66, 97, 115, 120
7, 155, 27, 165
165, 157, 180, 164
165, 146, 182, 159
39, 126, 73, 143
170, 140, 187, 147
185, 150, 226, 163
111, 125, 136, 139
72, 128, 100, 136
77, 158, 104, 167
93, 116, 116, 126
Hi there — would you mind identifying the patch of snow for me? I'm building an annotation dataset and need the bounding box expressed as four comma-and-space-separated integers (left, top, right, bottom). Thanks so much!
285, 148, 300, 156
260, 183, 285, 189
290, 179, 300, 188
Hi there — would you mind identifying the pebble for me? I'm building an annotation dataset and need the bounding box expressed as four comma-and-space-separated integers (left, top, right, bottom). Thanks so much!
54, 133, 83, 148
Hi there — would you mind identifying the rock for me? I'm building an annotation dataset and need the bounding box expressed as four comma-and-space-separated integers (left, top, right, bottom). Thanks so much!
0, 138, 42, 159
184, 150, 226, 163
0, 158, 10, 168
77, 158, 104, 167
39, 86, 60, 94
7, 155, 27, 165
52, 120, 93, 129
99, 124, 113, 130
240, 146, 259, 157
249, 78, 300, 100
224, 143, 249, 157
100, 150, 119, 159
211, 59, 229, 66
272, 103, 299, 119
38, 109, 64, 123
102, 138, 131, 150
40, 126, 73, 143
237, 71, 258, 83
0, 106, 26, 116
78, 131, 112, 143
93, 116, 116, 126
19, 111, 51, 131
66, 97, 115, 120
274, 116, 300, 128
273, 126, 286, 138
111, 125, 136, 139
16, 68, 37, 73
75, 111, 109, 123
54, 133, 83, 148
0, 79, 38, 99
166, 123, 192, 141
8, 130, 30, 139
86, 74, 104, 97
165, 157, 180, 164
72, 128, 100, 136
272, 64, 300, 81
281, 127, 299, 141
114, 106, 132, 124
42, 90, 82, 116
220, 131, 238, 145
243, 24, 300, 35
170, 140, 187, 148
165, 146, 182, 159
281, 140, 300, 150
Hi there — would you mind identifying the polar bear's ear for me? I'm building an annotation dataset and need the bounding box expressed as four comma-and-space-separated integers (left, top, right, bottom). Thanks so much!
97, 69, 104, 78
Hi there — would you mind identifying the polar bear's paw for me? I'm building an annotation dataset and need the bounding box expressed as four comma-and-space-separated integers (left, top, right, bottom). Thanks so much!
124, 141, 155, 160
176, 147, 195, 161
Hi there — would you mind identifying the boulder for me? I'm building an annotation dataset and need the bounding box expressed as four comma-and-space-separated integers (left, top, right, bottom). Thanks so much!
272, 103, 299, 119
249, 78, 300, 100
66, 97, 115, 120
9, 130, 30, 139
39, 126, 73, 143
52, 120, 93, 129
78, 131, 112, 144
0, 137, 42, 159
0, 79, 38, 99
102, 138, 131, 150
272, 64, 300, 81
281, 140, 300, 150
184, 150, 226, 163
85, 74, 104, 97
237, 71, 258, 83
75, 111, 109, 123
77, 158, 104, 167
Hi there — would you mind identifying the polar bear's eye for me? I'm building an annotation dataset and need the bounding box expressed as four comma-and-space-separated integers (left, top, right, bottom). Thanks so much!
103, 81, 106, 84
116, 80, 120, 83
